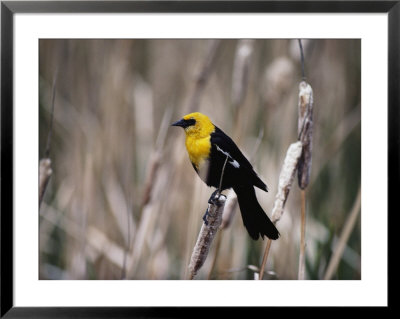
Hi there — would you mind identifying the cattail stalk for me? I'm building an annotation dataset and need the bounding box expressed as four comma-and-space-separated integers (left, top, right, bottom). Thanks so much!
206, 190, 238, 279
258, 76, 313, 280
259, 141, 303, 279
298, 189, 307, 280
297, 80, 314, 280
297, 81, 314, 188
271, 141, 303, 222
206, 221, 223, 280
188, 155, 228, 279
188, 194, 226, 279
259, 237, 272, 280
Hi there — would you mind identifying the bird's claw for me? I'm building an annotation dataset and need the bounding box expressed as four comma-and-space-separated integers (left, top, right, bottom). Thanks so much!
203, 190, 225, 225
208, 190, 220, 205
202, 208, 209, 226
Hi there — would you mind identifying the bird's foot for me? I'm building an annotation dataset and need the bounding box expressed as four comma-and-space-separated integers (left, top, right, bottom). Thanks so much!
202, 208, 209, 226
204, 190, 225, 225
208, 189, 221, 205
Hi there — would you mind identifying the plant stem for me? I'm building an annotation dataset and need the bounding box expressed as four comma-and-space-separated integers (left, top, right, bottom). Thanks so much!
187, 40, 221, 113
259, 238, 272, 280
39, 158, 52, 206
324, 186, 361, 280
298, 39, 306, 81
45, 69, 58, 158
298, 189, 306, 280
188, 194, 226, 279
207, 230, 223, 279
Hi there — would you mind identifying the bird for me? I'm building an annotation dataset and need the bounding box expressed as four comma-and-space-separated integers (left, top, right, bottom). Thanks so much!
172, 112, 279, 240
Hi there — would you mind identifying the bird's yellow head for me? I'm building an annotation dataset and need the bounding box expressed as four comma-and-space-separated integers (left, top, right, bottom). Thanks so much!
171, 112, 215, 138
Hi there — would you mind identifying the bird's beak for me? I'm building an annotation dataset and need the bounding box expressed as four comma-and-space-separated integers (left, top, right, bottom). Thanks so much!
171, 118, 186, 127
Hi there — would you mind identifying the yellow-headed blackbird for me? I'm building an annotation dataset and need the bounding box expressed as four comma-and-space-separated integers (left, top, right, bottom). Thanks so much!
172, 112, 279, 240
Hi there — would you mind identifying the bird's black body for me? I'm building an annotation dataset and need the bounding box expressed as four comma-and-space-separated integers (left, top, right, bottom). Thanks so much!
194, 126, 279, 240
190, 127, 263, 190
172, 113, 279, 241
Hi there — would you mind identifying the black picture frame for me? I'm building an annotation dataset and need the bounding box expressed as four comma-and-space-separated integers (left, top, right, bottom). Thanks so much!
1, 1, 397, 317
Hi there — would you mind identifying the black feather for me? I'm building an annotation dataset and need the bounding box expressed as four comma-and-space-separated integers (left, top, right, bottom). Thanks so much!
195, 126, 278, 241
206, 126, 268, 192
234, 185, 279, 240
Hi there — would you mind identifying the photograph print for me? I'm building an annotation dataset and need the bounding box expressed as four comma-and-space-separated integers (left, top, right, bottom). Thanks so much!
39, 39, 361, 280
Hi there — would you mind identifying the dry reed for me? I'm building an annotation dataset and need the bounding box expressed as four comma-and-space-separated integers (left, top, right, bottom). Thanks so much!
186, 40, 221, 114
259, 79, 314, 280
297, 81, 314, 189
39, 158, 52, 206
324, 186, 361, 280
188, 194, 226, 279
39, 71, 57, 206
259, 141, 303, 279
297, 80, 314, 279
188, 154, 229, 279
298, 189, 307, 280
232, 39, 255, 112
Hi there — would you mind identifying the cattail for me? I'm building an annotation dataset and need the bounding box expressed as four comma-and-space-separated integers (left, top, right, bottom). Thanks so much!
271, 141, 303, 223
188, 194, 226, 279
297, 80, 314, 280
259, 141, 303, 280
297, 81, 314, 189
220, 191, 238, 229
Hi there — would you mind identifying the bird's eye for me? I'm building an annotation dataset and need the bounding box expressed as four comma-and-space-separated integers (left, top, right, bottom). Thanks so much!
186, 118, 196, 126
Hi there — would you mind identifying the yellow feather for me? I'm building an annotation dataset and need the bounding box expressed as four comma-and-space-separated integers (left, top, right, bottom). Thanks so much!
181, 112, 215, 169
185, 135, 211, 168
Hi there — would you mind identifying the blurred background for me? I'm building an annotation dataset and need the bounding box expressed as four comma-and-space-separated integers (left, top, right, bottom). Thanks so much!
39, 39, 361, 280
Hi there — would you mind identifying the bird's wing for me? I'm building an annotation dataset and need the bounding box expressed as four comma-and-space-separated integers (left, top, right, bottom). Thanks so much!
211, 126, 268, 191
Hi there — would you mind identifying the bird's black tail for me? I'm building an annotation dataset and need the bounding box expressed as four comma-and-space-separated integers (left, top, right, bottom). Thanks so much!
233, 185, 280, 240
